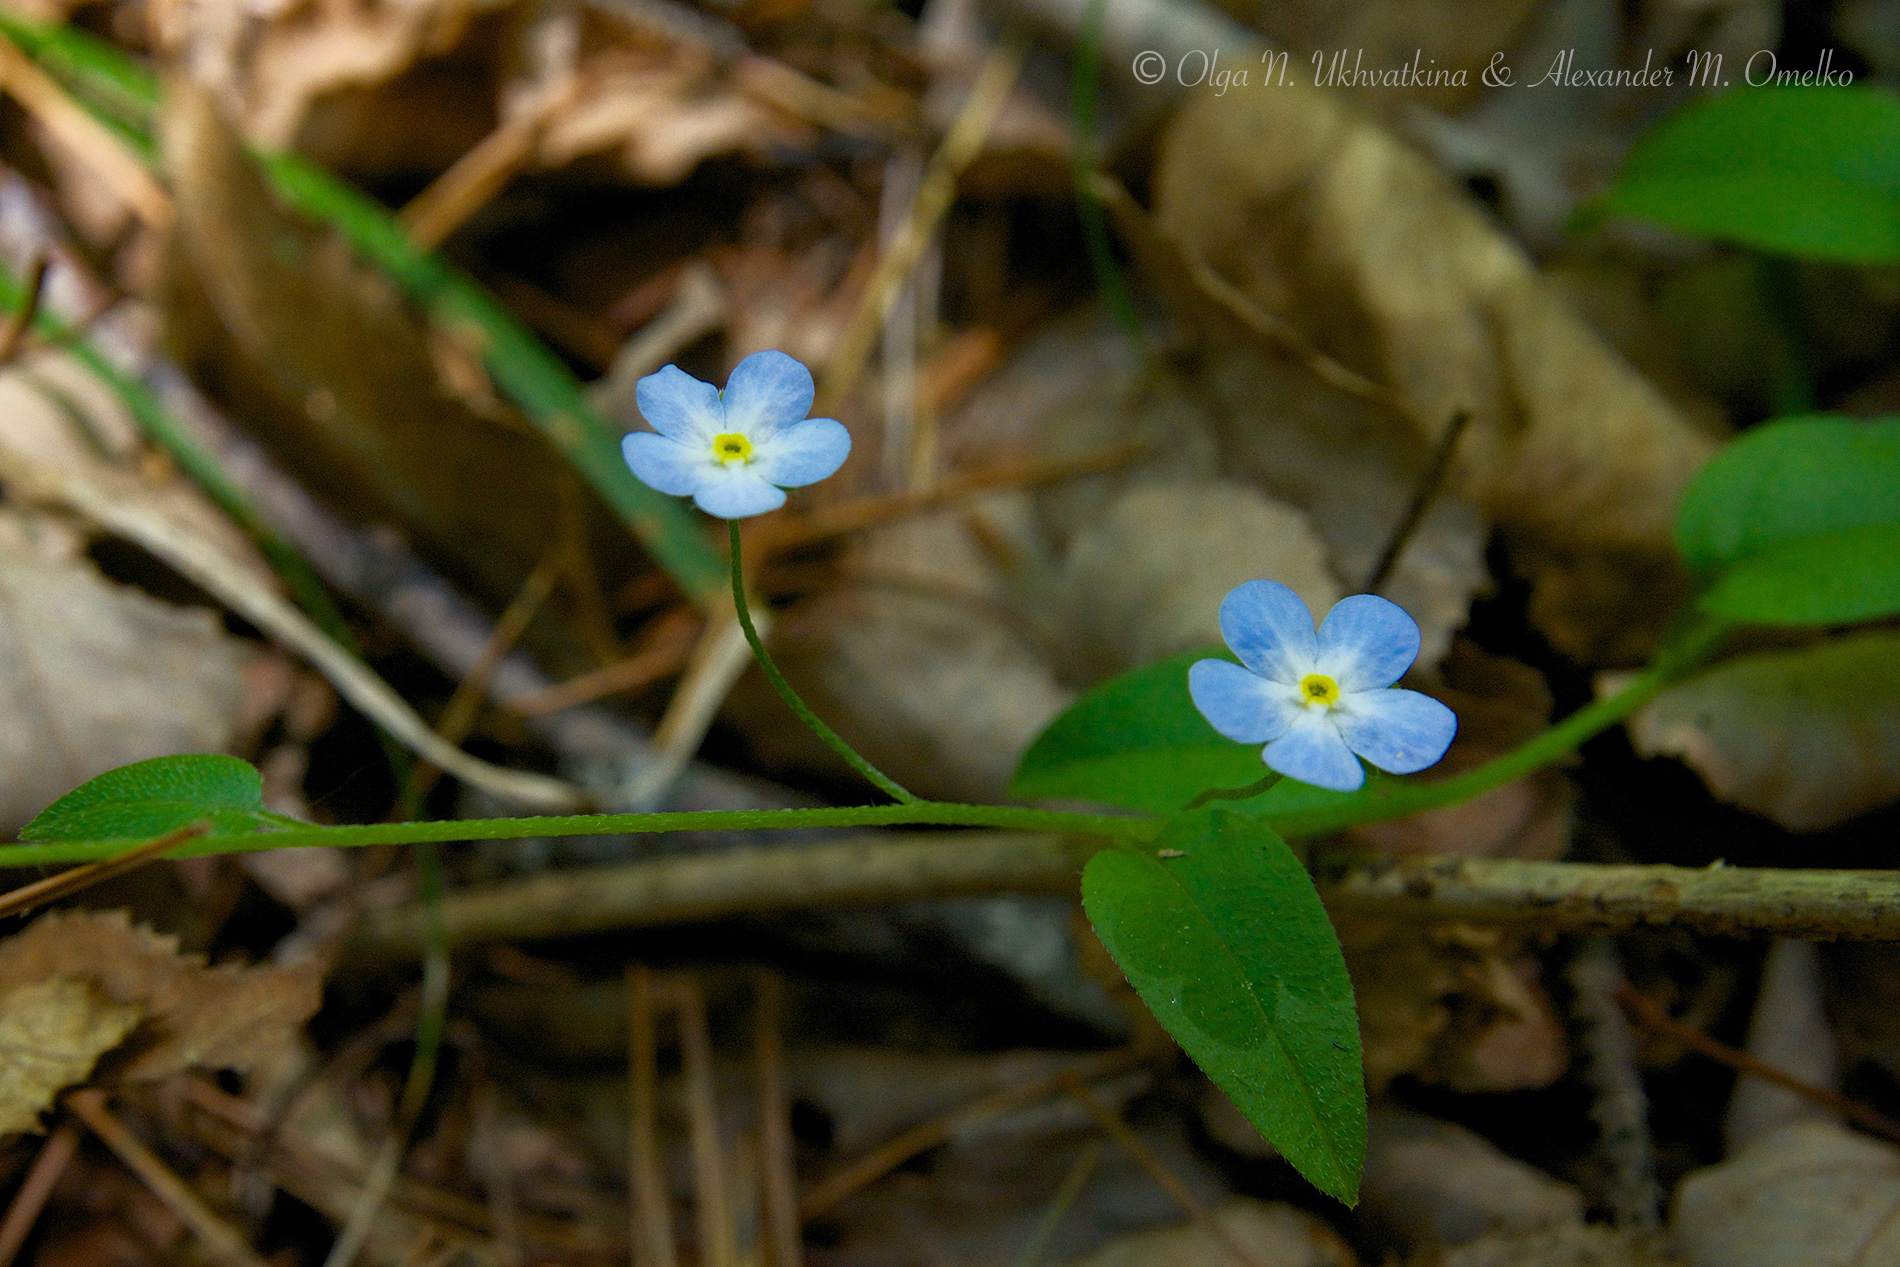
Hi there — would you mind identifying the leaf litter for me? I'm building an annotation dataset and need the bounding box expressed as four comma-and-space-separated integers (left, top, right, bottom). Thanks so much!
0, 0, 1894, 1261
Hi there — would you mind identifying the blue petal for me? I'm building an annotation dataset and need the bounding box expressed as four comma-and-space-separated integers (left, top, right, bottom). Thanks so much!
1263, 712, 1364, 791
693, 467, 787, 518
1315, 594, 1421, 692
754, 417, 851, 488
1334, 688, 1457, 775
635, 365, 722, 442
1189, 659, 1302, 743
721, 350, 814, 439
1218, 580, 1317, 685
623, 431, 708, 497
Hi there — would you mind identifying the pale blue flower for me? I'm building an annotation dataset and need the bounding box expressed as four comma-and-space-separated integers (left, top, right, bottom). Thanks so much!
622, 350, 851, 518
1189, 580, 1456, 792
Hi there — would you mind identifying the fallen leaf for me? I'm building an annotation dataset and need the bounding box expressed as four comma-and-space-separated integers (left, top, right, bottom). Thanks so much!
0, 910, 321, 1081
158, 81, 639, 641
1152, 78, 1723, 663
1359, 1107, 1584, 1251
1068, 1198, 1357, 1267
1440, 1221, 1678, 1266
1673, 1119, 1900, 1267
0, 979, 140, 1135
0, 510, 249, 837
1622, 631, 1900, 831
1339, 918, 1567, 1094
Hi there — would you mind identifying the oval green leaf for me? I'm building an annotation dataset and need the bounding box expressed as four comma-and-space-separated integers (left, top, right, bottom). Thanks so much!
1675, 415, 1900, 624
1578, 86, 1900, 262
21, 754, 291, 842
1082, 809, 1365, 1203
1010, 650, 1264, 813
1699, 523, 1900, 625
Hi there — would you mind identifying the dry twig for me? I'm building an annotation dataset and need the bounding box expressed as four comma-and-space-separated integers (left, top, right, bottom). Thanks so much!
754, 972, 802, 1267
627, 966, 678, 1267
798, 1047, 1147, 1221
0, 822, 208, 919
817, 34, 1028, 410
0, 1123, 77, 1267
66, 1089, 272, 1267
0, 35, 172, 230
1059, 1077, 1264, 1267
1617, 984, 1900, 1146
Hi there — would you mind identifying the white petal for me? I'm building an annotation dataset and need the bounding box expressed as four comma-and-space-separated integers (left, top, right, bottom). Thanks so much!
622, 431, 709, 497
1315, 594, 1422, 692
1218, 580, 1318, 685
1334, 688, 1457, 775
635, 365, 722, 442
721, 350, 814, 439
753, 417, 851, 488
1189, 659, 1303, 743
1263, 712, 1365, 791
693, 467, 787, 518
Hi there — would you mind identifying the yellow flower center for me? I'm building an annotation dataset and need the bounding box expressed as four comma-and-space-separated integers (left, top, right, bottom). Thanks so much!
1299, 673, 1340, 709
712, 432, 754, 465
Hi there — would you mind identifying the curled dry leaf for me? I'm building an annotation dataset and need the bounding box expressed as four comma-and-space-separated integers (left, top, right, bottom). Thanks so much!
0, 979, 140, 1135
0, 510, 249, 836
1151, 81, 1722, 663
0, 910, 321, 1083
1622, 632, 1900, 832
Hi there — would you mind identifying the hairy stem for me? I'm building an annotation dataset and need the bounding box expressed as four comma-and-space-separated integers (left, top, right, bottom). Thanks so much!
728, 520, 920, 804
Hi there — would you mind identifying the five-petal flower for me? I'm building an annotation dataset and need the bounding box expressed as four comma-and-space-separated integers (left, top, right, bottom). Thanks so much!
622, 350, 851, 518
1189, 580, 1456, 792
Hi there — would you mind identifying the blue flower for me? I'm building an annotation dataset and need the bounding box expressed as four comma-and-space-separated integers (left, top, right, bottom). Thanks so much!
1189, 581, 1457, 792
621, 350, 851, 518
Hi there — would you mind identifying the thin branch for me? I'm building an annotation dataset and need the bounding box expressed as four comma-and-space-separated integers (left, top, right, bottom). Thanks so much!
1362, 410, 1471, 595
0, 1123, 76, 1267
344, 841, 1900, 965
816, 33, 1028, 411
754, 972, 802, 1267
0, 33, 171, 230
1059, 1077, 1264, 1267
502, 607, 699, 718
798, 1047, 1146, 1221
0, 821, 208, 919
66, 1089, 272, 1267
1617, 984, 1900, 1146
753, 440, 1148, 558
627, 966, 678, 1267
671, 976, 738, 1267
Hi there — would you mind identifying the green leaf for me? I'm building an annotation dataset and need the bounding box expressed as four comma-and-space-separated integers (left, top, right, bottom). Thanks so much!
1577, 87, 1900, 262
21, 755, 291, 842
1700, 523, 1900, 624
1082, 809, 1365, 1203
1010, 650, 1263, 813
1674, 415, 1900, 624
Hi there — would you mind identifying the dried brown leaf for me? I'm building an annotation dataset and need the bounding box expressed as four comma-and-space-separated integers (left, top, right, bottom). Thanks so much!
1152, 83, 1722, 662
0, 979, 140, 1135
0, 510, 249, 836
1623, 633, 1900, 832
158, 81, 635, 634
0, 911, 321, 1082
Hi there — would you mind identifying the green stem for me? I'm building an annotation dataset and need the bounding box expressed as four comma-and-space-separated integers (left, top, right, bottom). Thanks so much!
0, 803, 1155, 867
728, 520, 920, 804
1070, 0, 1144, 349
